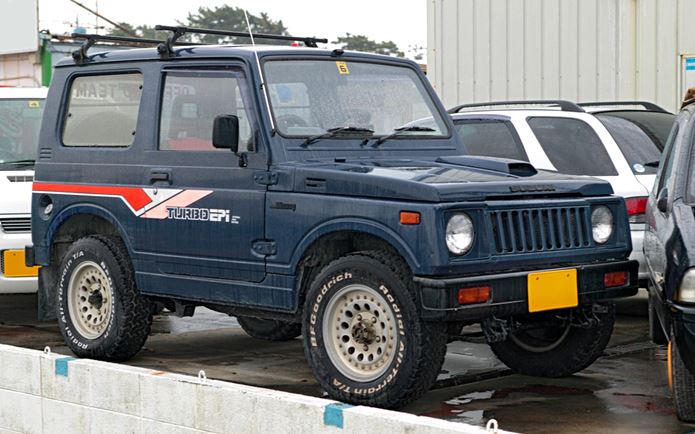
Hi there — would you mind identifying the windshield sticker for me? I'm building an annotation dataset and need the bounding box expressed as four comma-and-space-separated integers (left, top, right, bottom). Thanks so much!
335, 61, 350, 75
28, 101, 41, 108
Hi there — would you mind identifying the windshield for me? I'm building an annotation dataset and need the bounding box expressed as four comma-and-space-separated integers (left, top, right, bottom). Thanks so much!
595, 111, 674, 175
0, 98, 44, 164
263, 59, 448, 141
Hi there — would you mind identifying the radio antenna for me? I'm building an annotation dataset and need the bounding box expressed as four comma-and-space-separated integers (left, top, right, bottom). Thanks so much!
244, 10, 276, 133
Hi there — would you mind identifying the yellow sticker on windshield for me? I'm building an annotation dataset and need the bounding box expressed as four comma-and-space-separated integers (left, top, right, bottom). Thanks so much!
336, 61, 350, 75
28, 100, 40, 108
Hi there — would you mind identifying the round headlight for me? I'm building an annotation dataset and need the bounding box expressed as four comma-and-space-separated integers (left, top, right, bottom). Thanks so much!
591, 206, 613, 244
446, 213, 475, 255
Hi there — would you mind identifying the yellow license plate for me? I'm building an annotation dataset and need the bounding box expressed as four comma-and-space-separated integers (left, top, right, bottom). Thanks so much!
3, 250, 39, 277
527, 269, 578, 313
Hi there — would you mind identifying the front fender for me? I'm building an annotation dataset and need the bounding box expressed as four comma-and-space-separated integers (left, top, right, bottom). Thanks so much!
288, 217, 421, 274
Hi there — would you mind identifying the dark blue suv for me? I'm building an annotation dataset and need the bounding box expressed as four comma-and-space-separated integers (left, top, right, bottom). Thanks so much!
28, 28, 638, 409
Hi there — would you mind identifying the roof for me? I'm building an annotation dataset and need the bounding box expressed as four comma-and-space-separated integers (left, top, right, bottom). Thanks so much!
54, 44, 416, 68
0, 87, 48, 99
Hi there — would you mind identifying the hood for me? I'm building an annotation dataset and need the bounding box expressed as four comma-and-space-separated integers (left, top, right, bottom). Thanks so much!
286, 156, 614, 202
0, 169, 33, 214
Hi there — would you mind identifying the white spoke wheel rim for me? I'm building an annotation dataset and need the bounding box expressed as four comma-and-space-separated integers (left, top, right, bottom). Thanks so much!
322, 283, 399, 382
67, 261, 113, 340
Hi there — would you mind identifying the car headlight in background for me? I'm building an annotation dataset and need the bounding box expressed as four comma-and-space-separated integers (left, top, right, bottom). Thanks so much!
591, 206, 613, 244
678, 269, 695, 303
446, 213, 474, 255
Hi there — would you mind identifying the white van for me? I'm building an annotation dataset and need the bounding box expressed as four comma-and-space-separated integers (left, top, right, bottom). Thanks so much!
0, 87, 46, 293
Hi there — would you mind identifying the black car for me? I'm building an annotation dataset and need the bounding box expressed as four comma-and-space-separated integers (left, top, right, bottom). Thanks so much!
644, 94, 695, 422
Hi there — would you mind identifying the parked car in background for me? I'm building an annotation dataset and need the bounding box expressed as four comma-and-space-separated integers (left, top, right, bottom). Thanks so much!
643, 91, 695, 422
0, 87, 45, 294
449, 100, 675, 286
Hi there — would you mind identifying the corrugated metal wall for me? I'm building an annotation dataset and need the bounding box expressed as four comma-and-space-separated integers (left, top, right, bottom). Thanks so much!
427, 0, 695, 112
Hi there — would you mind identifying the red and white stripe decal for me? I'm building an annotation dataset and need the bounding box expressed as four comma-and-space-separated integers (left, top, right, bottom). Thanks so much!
33, 183, 212, 218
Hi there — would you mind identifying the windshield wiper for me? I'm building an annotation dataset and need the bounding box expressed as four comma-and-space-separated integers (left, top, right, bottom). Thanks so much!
0, 159, 35, 167
644, 161, 660, 168
372, 126, 436, 148
301, 127, 375, 147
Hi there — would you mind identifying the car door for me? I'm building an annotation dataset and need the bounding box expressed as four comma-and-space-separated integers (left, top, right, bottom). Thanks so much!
135, 65, 268, 300
645, 110, 691, 294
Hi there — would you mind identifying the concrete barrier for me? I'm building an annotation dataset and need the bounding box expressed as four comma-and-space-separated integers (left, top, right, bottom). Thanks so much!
0, 343, 512, 434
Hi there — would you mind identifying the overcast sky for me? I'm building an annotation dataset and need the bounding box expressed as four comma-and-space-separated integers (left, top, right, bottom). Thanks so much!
38, 0, 427, 58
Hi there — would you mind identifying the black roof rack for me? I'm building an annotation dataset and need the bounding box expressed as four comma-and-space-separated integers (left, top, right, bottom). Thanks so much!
71, 33, 165, 63
578, 101, 669, 113
154, 25, 328, 56
448, 100, 584, 114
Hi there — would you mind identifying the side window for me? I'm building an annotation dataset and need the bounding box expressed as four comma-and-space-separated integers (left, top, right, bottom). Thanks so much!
454, 120, 528, 161
527, 117, 618, 176
656, 121, 681, 193
159, 70, 253, 152
63, 73, 143, 147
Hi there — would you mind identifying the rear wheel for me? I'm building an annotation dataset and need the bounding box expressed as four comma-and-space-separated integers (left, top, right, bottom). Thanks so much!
237, 316, 301, 341
57, 236, 153, 361
488, 303, 615, 377
302, 251, 447, 409
670, 331, 695, 422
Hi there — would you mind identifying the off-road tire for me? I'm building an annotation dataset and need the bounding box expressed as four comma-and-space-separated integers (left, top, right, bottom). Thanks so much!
56, 236, 153, 361
489, 303, 615, 377
649, 296, 668, 345
237, 316, 302, 341
671, 330, 695, 422
302, 250, 447, 409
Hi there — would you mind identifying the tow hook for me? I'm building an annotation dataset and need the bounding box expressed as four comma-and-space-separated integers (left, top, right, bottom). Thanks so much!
482, 316, 510, 343
571, 304, 604, 328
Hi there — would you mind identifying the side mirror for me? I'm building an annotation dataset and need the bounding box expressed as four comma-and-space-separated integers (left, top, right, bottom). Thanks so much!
657, 188, 669, 213
212, 115, 239, 153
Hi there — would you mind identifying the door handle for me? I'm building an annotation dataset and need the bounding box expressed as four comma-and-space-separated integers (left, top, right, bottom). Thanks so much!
150, 170, 171, 184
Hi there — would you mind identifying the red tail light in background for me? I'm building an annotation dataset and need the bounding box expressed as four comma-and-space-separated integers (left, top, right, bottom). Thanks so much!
625, 197, 647, 224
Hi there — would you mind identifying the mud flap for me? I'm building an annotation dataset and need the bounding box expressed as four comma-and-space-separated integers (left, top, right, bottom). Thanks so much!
38, 266, 57, 321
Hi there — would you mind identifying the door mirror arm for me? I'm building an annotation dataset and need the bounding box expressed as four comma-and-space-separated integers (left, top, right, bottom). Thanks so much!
657, 188, 669, 213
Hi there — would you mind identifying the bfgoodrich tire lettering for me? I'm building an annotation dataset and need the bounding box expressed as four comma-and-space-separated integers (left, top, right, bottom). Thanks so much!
57, 236, 153, 361
489, 303, 615, 377
302, 251, 447, 409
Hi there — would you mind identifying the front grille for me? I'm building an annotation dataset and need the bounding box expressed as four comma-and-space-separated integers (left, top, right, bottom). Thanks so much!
0, 217, 31, 234
489, 206, 591, 254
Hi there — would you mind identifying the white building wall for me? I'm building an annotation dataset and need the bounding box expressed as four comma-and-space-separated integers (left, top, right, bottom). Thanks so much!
0, 51, 41, 87
427, 0, 695, 112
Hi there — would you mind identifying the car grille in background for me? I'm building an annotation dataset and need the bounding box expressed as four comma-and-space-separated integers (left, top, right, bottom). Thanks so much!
0, 217, 31, 234
489, 206, 591, 254
6, 175, 33, 183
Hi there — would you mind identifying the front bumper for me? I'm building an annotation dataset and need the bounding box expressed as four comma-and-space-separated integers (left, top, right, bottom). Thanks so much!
672, 304, 695, 376
415, 260, 638, 321
0, 235, 37, 294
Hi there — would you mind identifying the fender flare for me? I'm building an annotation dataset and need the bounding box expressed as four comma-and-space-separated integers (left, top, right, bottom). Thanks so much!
289, 218, 421, 274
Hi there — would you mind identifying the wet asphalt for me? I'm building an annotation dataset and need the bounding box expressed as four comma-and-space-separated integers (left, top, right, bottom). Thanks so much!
0, 291, 693, 434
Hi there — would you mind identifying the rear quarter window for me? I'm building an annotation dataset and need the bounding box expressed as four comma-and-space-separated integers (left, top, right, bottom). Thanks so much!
527, 117, 618, 176
454, 119, 528, 161
596, 115, 663, 174
62, 73, 143, 147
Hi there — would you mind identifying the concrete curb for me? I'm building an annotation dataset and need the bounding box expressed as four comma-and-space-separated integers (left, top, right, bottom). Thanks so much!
0, 343, 512, 434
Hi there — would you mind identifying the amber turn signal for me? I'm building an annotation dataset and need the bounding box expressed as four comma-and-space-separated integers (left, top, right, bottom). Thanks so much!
400, 211, 421, 225
457, 286, 491, 305
604, 271, 628, 288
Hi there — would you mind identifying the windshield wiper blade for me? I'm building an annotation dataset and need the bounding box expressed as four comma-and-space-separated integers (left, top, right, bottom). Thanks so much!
372, 126, 436, 148
301, 126, 374, 147
644, 161, 660, 168
0, 159, 35, 166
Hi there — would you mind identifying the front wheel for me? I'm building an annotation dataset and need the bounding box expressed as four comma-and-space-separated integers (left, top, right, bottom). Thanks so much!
488, 303, 615, 377
670, 331, 695, 422
302, 251, 447, 409
57, 236, 153, 361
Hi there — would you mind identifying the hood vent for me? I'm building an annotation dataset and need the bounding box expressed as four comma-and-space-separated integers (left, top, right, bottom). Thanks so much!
436, 156, 538, 177
7, 175, 33, 183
